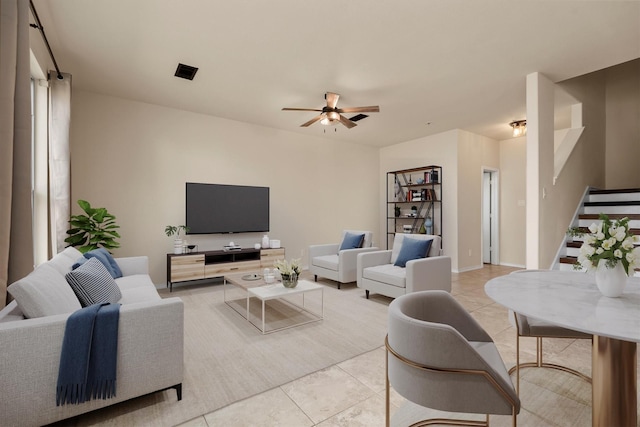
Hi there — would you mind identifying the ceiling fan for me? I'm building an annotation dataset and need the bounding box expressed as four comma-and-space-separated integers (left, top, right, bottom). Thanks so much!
282, 92, 380, 129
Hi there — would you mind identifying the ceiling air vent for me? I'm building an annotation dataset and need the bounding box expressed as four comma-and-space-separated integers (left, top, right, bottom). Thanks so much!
174, 63, 198, 80
349, 114, 369, 122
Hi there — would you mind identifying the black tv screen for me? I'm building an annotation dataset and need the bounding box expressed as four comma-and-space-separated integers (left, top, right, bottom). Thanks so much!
186, 183, 270, 234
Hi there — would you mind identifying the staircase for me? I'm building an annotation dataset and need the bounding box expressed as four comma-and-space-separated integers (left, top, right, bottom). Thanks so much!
558, 188, 640, 276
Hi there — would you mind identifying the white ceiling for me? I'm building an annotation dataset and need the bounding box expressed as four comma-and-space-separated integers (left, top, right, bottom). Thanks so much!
32, 0, 640, 147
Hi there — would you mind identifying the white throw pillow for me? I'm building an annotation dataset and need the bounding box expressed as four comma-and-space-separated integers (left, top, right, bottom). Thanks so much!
8, 264, 82, 318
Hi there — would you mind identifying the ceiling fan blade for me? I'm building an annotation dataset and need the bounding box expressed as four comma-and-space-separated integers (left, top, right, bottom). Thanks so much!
336, 106, 380, 113
300, 114, 324, 127
325, 92, 340, 109
338, 114, 357, 129
282, 107, 323, 112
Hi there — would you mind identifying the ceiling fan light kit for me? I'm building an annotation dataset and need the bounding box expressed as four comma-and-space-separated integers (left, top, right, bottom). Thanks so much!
282, 92, 379, 130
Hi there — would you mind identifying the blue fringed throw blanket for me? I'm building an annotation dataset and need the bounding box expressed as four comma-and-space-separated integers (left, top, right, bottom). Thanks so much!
56, 302, 121, 406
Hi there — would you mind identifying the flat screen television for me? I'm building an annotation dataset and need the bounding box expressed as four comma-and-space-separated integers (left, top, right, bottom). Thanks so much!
186, 182, 270, 234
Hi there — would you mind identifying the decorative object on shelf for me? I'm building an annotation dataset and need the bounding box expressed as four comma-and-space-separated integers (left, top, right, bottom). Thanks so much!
65, 200, 121, 254
410, 206, 418, 217
274, 258, 301, 288
568, 213, 640, 297
165, 225, 190, 254
394, 206, 401, 217
254, 243, 261, 250
262, 235, 270, 249
425, 216, 433, 235
270, 239, 281, 249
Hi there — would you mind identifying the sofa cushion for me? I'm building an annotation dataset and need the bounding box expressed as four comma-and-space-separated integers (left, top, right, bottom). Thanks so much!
83, 248, 123, 279
47, 247, 84, 276
7, 264, 82, 318
312, 254, 340, 272
118, 285, 162, 304
116, 274, 161, 303
394, 238, 433, 267
65, 258, 122, 307
339, 232, 365, 251
362, 264, 406, 288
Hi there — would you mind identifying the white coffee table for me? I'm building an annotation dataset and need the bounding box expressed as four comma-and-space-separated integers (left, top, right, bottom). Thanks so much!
247, 279, 324, 334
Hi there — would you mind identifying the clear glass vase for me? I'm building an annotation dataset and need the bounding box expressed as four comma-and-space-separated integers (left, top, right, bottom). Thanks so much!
281, 272, 298, 288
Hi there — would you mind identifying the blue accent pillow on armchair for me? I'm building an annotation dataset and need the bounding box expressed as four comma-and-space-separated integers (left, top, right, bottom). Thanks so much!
83, 248, 123, 279
339, 232, 365, 251
394, 238, 433, 267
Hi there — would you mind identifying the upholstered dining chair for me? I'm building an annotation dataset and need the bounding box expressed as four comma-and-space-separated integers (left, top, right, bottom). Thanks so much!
308, 230, 378, 289
386, 290, 520, 427
508, 269, 592, 394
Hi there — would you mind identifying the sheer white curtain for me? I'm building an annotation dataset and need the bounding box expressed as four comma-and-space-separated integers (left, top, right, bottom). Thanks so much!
49, 73, 72, 254
0, 0, 34, 306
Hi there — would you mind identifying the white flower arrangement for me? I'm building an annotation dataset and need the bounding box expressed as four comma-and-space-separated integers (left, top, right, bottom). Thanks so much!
274, 258, 301, 277
568, 214, 640, 275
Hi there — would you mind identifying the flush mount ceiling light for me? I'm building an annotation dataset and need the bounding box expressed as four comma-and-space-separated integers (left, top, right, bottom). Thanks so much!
509, 120, 527, 137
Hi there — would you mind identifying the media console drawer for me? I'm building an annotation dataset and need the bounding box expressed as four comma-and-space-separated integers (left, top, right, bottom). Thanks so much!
170, 254, 205, 283
260, 248, 286, 267
167, 247, 285, 291
205, 260, 261, 276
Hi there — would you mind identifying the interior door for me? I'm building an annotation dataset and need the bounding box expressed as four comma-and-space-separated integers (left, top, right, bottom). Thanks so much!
482, 170, 498, 264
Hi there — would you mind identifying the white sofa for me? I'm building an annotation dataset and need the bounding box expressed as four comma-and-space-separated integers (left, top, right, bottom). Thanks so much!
357, 234, 451, 299
308, 230, 379, 289
0, 247, 184, 427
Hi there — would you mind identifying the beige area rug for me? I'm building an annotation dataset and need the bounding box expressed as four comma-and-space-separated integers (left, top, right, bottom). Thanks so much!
66, 278, 390, 426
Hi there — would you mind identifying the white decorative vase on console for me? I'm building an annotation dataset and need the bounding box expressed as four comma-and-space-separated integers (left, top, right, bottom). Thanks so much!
262, 235, 270, 249
595, 259, 628, 298
173, 239, 183, 254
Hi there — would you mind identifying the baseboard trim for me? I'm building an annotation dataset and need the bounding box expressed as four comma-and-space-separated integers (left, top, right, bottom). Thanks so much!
499, 262, 526, 269
454, 265, 483, 273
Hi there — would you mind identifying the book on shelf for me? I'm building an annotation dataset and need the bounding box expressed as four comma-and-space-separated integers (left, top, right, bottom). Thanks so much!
424, 170, 440, 184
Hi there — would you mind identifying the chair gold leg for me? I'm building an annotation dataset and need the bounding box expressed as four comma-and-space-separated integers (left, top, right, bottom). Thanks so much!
508, 335, 591, 392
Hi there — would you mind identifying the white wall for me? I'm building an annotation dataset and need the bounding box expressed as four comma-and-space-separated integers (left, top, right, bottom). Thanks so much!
70, 90, 379, 284
456, 130, 500, 272
499, 136, 526, 268
605, 59, 640, 189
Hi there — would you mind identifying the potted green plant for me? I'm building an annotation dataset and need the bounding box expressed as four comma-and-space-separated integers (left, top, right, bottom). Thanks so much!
165, 225, 190, 254
65, 200, 120, 254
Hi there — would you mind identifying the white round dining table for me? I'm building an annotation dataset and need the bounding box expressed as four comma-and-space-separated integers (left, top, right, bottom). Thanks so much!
485, 270, 639, 427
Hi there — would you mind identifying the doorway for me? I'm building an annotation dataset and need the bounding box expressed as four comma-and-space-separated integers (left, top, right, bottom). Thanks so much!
482, 169, 499, 264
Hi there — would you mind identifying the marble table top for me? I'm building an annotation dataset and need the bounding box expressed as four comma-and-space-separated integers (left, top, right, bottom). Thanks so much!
485, 270, 640, 342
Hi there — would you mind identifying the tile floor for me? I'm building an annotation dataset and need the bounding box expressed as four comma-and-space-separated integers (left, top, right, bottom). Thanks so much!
176, 265, 638, 427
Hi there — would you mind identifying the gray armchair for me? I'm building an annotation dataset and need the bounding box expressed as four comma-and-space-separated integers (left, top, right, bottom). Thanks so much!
357, 233, 450, 299
508, 270, 591, 394
308, 230, 378, 289
386, 290, 520, 427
